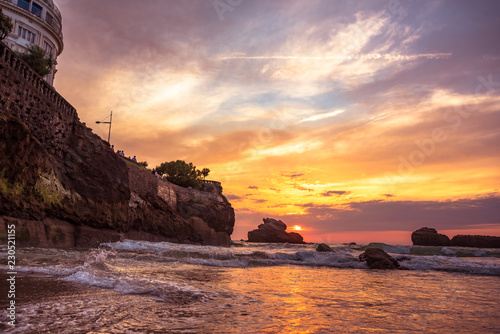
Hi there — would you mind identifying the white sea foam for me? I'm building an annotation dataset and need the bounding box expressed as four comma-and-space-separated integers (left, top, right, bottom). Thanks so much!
97, 240, 500, 276
64, 269, 210, 300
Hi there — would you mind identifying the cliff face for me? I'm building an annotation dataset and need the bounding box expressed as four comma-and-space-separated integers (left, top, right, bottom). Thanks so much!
0, 42, 234, 247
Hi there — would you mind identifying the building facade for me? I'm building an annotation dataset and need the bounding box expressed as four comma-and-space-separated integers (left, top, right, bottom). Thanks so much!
0, 0, 63, 85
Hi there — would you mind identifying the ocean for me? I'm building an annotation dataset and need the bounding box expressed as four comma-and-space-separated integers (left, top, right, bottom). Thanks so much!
1, 241, 500, 333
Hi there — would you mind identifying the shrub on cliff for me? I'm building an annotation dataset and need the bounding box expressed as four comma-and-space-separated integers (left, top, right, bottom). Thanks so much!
17, 45, 54, 77
0, 9, 13, 41
156, 160, 208, 190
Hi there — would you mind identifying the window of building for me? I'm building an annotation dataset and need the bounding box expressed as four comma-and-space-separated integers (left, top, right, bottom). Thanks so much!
17, 0, 30, 11
31, 2, 43, 17
45, 12, 53, 25
44, 41, 54, 57
18, 26, 37, 44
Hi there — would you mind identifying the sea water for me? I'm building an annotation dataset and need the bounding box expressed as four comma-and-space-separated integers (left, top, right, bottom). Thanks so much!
1, 241, 500, 333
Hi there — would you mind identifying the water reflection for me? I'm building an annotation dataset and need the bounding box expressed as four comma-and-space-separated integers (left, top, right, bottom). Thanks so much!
1, 248, 500, 333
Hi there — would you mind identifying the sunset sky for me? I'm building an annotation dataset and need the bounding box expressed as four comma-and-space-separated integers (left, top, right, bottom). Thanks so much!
53, 0, 500, 244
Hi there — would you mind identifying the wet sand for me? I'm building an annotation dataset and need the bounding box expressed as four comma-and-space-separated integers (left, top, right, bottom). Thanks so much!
0, 273, 101, 308
0, 273, 218, 333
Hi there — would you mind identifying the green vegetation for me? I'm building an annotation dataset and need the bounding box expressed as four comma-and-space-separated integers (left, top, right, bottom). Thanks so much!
156, 160, 209, 190
34, 182, 62, 207
0, 172, 25, 199
123, 158, 149, 170
17, 45, 54, 77
201, 168, 210, 180
0, 9, 13, 41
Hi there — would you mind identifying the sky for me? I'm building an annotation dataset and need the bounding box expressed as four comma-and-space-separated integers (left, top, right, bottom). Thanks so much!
53, 0, 500, 244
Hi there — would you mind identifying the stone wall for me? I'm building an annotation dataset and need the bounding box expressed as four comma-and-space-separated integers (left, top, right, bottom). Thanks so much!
0, 42, 78, 159
127, 165, 177, 210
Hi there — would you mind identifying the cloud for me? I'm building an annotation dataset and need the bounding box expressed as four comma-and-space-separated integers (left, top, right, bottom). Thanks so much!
321, 191, 351, 197
300, 109, 346, 123
52, 0, 500, 242
225, 194, 243, 201
281, 173, 304, 179
253, 199, 268, 204
298, 195, 500, 233
248, 186, 259, 190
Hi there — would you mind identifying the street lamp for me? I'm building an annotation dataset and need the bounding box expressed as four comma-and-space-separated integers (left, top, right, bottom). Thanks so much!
96, 111, 112, 144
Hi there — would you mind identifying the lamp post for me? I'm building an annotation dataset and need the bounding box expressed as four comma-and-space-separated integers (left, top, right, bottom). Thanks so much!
96, 111, 112, 144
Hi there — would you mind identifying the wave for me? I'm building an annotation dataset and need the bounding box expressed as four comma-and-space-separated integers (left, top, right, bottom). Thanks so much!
99, 240, 500, 276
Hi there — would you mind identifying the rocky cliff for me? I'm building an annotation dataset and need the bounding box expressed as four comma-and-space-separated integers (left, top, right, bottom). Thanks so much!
0, 42, 234, 247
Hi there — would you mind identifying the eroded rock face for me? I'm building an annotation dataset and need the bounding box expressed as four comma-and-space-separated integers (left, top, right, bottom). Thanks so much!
359, 248, 400, 270
247, 218, 305, 244
0, 43, 235, 248
411, 227, 451, 246
451, 235, 500, 249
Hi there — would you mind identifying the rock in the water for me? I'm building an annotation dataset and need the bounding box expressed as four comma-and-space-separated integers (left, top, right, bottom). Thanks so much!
359, 248, 400, 269
247, 218, 305, 244
411, 227, 451, 246
316, 243, 333, 252
451, 235, 500, 248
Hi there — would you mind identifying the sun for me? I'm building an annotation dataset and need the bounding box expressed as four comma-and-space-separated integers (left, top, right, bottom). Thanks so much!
292, 225, 302, 231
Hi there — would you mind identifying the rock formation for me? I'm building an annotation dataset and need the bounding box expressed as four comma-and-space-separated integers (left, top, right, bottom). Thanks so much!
359, 248, 400, 270
247, 218, 305, 244
451, 235, 500, 249
411, 227, 451, 246
0, 42, 234, 248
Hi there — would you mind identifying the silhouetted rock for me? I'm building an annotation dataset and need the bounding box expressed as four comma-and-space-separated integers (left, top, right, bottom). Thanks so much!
247, 218, 305, 244
411, 227, 451, 246
451, 235, 500, 249
316, 243, 333, 252
359, 248, 400, 269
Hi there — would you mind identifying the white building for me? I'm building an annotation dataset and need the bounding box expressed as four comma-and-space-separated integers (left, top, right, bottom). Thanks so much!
0, 0, 63, 85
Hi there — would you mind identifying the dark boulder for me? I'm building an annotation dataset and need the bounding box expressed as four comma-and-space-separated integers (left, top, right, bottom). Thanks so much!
451, 235, 500, 249
247, 218, 305, 244
316, 243, 333, 252
359, 248, 400, 269
411, 227, 451, 246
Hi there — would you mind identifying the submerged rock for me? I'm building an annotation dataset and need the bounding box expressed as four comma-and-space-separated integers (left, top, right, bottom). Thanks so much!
451, 235, 500, 249
359, 248, 400, 270
411, 227, 451, 246
316, 243, 333, 252
247, 218, 305, 244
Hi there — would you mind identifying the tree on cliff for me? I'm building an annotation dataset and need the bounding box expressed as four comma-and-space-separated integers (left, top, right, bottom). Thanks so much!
0, 9, 13, 41
17, 45, 54, 77
201, 168, 210, 180
156, 160, 208, 189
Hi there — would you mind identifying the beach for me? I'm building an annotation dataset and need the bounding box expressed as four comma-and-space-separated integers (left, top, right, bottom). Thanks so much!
1, 241, 500, 333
